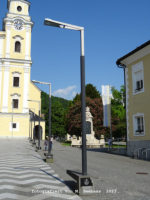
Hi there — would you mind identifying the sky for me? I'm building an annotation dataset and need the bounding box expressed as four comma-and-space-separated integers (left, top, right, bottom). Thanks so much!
1, 0, 150, 100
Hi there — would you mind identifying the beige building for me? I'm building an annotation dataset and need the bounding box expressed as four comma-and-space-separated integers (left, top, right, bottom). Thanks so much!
0, 0, 45, 139
116, 40, 150, 156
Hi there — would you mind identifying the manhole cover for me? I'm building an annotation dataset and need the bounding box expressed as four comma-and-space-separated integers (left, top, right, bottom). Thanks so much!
136, 172, 148, 175
94, 177, 98, 179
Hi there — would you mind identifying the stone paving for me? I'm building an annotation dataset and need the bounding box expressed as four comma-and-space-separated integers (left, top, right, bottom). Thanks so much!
0, 139, 82, 200
41, 140, 150, 200
1, 139, 150, 200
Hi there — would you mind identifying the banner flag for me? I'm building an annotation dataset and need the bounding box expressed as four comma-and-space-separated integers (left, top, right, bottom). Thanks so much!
102, 85, 111, 127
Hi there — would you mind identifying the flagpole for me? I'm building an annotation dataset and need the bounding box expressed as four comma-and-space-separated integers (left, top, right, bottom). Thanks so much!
110, 85, 112, 149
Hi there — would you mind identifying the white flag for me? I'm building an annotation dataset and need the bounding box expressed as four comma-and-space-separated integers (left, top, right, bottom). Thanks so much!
102, 85, 111, 127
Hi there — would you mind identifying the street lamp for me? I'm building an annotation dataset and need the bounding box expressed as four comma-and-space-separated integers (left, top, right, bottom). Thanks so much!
29, 112, 33, 141
27, 100, 41, 150
25, 108, 36, 145
32, 80, 52, 155
44, 19, 87, 175
11, 100, 14, 137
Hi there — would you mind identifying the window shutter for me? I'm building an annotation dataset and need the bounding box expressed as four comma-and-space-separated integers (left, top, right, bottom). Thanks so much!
135, 70, 142, 82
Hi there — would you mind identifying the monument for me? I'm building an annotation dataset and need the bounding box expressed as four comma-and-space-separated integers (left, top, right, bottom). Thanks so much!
71, 106, 105, 148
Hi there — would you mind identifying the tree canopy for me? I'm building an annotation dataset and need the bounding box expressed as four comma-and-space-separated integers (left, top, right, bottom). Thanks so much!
72, 83, 101, 104
111, 85, 126, 138
65, 97, 120, 138
45, 101, 66, 137
41, 91, 69, 114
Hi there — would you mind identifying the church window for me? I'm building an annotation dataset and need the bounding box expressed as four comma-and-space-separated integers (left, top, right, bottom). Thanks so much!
13, 99, 19, 109
17, 6, 22, 12
15, 41, 21, 52
13, 123, 16, 128
13, 77, 19, 87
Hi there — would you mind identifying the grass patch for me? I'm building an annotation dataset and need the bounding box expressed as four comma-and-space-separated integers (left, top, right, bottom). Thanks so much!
61, 141, 71, 146
105, 144, 126, 148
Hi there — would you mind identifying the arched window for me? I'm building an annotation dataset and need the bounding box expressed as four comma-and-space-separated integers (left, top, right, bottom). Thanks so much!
15, 41, 21, 52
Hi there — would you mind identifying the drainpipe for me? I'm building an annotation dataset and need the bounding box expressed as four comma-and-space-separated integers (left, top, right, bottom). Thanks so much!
117, 63, 127, 152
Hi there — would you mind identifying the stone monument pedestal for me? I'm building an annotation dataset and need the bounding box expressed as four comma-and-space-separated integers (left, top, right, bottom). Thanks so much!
71, 107, 105, 148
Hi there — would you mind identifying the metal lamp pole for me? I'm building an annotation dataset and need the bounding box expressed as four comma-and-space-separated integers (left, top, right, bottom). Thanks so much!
11, 101, 14, 137
44, 19, 87, 175
32, 80, 51, 155
27, 100, 41, 149
29, 112, 31, 139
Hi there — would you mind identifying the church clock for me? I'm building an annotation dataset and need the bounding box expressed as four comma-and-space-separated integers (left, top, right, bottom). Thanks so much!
14, 20, 24, 30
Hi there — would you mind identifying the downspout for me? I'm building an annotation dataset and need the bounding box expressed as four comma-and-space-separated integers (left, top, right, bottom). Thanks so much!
117, 63, 127, 152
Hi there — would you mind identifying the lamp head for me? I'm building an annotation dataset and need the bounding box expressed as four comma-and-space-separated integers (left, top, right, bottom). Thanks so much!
44, 19, 60, 28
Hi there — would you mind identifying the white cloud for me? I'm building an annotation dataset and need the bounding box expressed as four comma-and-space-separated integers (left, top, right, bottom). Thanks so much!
52, 85, 77, 99
71, 91, 77, 98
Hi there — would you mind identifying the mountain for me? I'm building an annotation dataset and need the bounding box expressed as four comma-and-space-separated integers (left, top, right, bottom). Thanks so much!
41, 91, 69, 114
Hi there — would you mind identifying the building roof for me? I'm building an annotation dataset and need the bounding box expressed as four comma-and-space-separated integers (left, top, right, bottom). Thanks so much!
30, 110, 45, 122
30, 81, 41, 92
116, 40, 150, 65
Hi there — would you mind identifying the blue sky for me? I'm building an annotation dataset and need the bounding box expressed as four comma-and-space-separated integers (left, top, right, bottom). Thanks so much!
1, 0, 150, 100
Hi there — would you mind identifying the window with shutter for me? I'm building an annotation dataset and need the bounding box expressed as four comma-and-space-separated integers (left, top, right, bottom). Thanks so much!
15, 41, 21, 52
136, 117, 144, 133
133, 113, 145, 136
132, 62, 144, 95
13, 77, 19, 87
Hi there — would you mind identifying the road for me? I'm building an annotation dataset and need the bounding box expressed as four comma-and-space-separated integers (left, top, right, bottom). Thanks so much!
41, 140, 150, 200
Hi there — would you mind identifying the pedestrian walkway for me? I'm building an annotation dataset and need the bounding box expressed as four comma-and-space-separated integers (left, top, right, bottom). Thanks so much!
0, 139, 82, 200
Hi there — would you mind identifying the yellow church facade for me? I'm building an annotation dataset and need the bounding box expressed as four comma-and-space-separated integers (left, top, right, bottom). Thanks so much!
0, 0, 45, 139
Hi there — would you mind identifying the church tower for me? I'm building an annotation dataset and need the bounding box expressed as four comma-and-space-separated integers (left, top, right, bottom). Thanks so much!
0, 0, 45, 139
0, 0, 33, 114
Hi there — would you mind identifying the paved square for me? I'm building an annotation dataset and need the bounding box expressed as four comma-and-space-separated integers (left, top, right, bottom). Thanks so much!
0, 139, 82, 200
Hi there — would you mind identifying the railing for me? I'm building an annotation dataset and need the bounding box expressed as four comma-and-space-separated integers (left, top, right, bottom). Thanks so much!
133, 148, 150, 160
107, 138, 127, 152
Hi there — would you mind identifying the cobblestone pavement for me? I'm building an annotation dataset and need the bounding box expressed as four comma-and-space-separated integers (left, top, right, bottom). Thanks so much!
39, 140, 150, 200
0, 139, 82, 200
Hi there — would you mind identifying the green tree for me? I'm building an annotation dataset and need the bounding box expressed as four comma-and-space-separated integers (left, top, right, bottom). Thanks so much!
111, 85, 126, 138
41, 91, 69, 114
65, 97, 120, 138
72, 83, 101, 105
45, 101, 66, 137
85, 83, 101, 99
111, 85, 125, 120
72, 93, 81, 104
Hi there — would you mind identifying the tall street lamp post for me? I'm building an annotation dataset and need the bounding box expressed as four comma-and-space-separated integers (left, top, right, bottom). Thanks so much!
25, 108, 36, 145
11, 100, 14, 137
32, 80, 53, 162
27, 100, 41, 150
43, 20, 93, 193
29, 112, 33, 141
